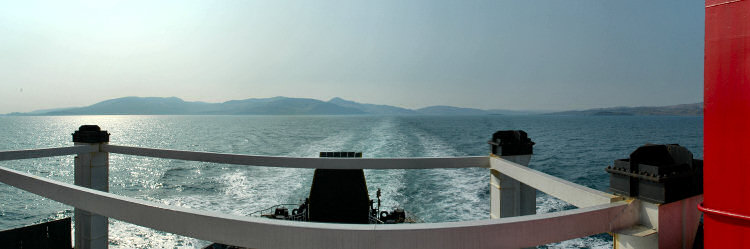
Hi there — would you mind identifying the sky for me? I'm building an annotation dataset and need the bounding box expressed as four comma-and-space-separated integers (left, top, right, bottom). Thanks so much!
0, 0, 704, 114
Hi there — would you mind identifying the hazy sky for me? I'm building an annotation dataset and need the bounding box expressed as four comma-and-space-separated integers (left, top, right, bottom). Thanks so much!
0, 0, 704, 113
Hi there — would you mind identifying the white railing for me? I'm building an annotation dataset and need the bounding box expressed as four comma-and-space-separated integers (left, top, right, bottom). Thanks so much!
0, 145, 97, 161
0, 145, 639, 249
489, 157, 619, 208
102, 145, 489, 169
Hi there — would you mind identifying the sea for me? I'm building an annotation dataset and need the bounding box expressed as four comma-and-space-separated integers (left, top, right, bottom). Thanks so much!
0, 115, 703, 248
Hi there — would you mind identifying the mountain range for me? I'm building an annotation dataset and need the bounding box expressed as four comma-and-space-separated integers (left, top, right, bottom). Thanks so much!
4, 96, 702, 116
547, 102, 703, 116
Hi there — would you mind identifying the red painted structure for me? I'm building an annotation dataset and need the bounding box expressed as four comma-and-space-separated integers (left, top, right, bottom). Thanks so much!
704, 0, 750, 247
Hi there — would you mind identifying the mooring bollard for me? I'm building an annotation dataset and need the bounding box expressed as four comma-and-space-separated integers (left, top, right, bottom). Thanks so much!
72, 125, 110, 249
488, 130, 536, 218
607, 144, 703, 249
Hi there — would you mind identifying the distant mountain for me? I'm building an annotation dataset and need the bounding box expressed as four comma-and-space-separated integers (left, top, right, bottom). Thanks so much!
547, 102, 703, 116
487, 109, 548, 115
27, 107, 78, 115
6, 107, 79, 116
223, 97, 364, 115
35, 96, 363, 116
328, 97, 417, 115
6, 96, 702, 116
8, 96, 515, 116
416, 106, 490, 115
44, 97, 214, 115
415, 106, 543, 115
328, 98, 538, 115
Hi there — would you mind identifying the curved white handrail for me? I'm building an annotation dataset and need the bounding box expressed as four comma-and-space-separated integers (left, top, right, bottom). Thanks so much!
0, 165, 638, 249
0, 145, 97, 161
490, 157, 620, 207
103, 145, 490, 169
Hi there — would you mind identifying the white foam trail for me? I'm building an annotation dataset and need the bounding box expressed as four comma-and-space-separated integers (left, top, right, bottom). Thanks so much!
536, 194, 611, 248
413, 130, 462, 157
109, 220, 207, 248
408, 129, 489, 222
544, 237, 612, 249
536, 194, 573, 214
217, 167, 312, 216
361, 118, 408, 210
362, 118, 410, 157
212, 130, 360, 216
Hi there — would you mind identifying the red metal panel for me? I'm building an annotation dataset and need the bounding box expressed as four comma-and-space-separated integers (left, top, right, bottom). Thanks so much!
704, 0, 750, 247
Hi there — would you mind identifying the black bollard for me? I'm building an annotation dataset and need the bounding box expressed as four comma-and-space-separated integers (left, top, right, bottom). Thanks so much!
606, 144, 703, 204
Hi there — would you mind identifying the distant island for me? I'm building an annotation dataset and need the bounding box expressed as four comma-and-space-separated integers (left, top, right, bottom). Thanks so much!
3, 96, 702, 116
546, 102, 703, 116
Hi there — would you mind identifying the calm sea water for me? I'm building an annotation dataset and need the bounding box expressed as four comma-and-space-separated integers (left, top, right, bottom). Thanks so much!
0, 115, 703, 248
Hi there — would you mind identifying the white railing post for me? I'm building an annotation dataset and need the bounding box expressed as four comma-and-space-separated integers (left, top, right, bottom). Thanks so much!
488, 130, 536, 219
72, 125, 110, 249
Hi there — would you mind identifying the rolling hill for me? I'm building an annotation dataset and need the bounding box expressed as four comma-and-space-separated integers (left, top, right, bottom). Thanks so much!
6, 97, 701, 116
